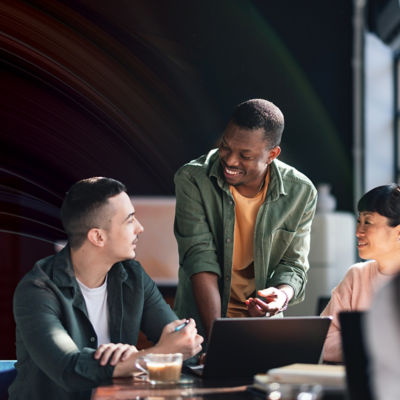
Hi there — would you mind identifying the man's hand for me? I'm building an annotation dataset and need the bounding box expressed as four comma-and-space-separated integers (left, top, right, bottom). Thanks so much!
108, 319, 203, 378
154, 318, 204, 359
94, 343, 139, 366
246, 285, 293, 317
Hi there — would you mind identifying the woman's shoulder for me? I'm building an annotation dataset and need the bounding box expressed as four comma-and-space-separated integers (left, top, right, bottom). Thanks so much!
345, 260, 378, 280
331, 261, 378, 299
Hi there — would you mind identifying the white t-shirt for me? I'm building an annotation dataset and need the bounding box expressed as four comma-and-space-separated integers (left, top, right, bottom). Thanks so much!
77, 276, 110, 346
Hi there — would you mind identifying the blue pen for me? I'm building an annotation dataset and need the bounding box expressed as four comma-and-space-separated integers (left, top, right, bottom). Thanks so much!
174, 320, 189, 332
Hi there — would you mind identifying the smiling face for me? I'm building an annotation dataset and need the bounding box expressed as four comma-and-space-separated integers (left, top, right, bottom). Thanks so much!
102, 192, 144, 263
356, 211, 400, 262
218, 122, 280, 196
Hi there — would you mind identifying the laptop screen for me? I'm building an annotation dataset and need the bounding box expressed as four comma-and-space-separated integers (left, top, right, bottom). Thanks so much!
202, 316, 332, 379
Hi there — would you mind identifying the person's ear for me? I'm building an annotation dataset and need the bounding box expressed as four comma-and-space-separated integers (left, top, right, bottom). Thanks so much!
87, 228, 106, 247
267, 146, 281, 164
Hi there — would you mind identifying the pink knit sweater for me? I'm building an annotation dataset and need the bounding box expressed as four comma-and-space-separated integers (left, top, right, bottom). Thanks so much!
321, 260, 390, 362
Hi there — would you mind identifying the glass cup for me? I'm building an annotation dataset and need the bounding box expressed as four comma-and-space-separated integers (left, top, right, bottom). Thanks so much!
135, 353, 183, 384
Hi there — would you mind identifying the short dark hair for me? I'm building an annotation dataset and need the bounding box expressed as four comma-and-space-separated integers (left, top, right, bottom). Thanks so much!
60, 177, 127, 249
231, 99, 284, 147
357, 184, 400, 227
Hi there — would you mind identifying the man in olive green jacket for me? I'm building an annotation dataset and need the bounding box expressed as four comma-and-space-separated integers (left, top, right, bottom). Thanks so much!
174, 99, 317, 340
10, 177, 203, 400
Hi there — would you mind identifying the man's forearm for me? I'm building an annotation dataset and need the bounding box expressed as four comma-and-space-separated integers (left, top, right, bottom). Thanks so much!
112, 348, 147, 377
191, 272, 221, 339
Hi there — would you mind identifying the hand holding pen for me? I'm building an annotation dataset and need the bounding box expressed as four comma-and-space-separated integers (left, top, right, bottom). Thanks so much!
154, 319, 203, 359
174, 319, 190, 332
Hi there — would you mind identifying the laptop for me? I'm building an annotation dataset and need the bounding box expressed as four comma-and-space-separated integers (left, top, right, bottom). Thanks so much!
339, 311, 373, 400
188, 316, 332, 379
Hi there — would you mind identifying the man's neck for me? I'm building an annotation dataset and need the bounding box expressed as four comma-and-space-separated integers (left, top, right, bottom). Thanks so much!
233, 169, 268, 198
70, 246, 113, 288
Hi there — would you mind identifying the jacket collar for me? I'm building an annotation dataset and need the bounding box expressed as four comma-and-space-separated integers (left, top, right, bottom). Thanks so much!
52, 244, 129, 291
52, 244, 78, 288
208, 149, 228, 192
267, 159, 287, 202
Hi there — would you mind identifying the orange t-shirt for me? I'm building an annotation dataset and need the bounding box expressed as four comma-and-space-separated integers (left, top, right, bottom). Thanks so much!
226, 169, 270, 317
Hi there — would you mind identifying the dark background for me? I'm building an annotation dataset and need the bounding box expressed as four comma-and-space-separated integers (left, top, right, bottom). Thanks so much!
0, 0, 355, 358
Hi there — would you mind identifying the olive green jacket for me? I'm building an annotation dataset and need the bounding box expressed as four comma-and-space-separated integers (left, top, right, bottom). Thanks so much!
9, 246, 176, 400
174, 149, 317, 338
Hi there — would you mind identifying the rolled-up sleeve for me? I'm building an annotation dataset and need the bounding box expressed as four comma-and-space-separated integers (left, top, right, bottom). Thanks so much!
267, 184, 317, 302
174, 169, 221, 278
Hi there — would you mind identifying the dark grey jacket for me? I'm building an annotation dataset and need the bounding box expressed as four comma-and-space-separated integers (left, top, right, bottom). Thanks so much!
9, 245, 176, 400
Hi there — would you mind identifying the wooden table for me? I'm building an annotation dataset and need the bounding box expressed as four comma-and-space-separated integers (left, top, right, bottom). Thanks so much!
91, 373, 346, 400
91, 374, 256, 399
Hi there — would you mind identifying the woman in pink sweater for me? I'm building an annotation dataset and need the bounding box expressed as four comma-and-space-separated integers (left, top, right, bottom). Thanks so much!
321, 184, 400, 362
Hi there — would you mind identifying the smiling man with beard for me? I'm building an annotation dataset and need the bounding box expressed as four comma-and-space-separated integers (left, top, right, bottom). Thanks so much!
173, 99, 317, 342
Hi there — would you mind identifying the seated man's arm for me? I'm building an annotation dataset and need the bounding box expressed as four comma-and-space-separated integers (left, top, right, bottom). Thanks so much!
139, 267, 184, 343
111, 318, 203, 377
15, 277, 203, 384
99, 266, 202, 377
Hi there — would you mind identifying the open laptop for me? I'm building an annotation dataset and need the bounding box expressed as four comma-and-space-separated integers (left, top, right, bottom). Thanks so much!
188, 316, 331, 379
339, 311, 373, 400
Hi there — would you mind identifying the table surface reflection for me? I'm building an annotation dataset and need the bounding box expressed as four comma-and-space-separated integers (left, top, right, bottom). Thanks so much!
91, 373, 346, 400
91, 373, 254, 399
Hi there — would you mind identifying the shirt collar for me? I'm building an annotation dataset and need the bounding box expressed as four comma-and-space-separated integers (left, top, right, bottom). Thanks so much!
267, 159, 287, 201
